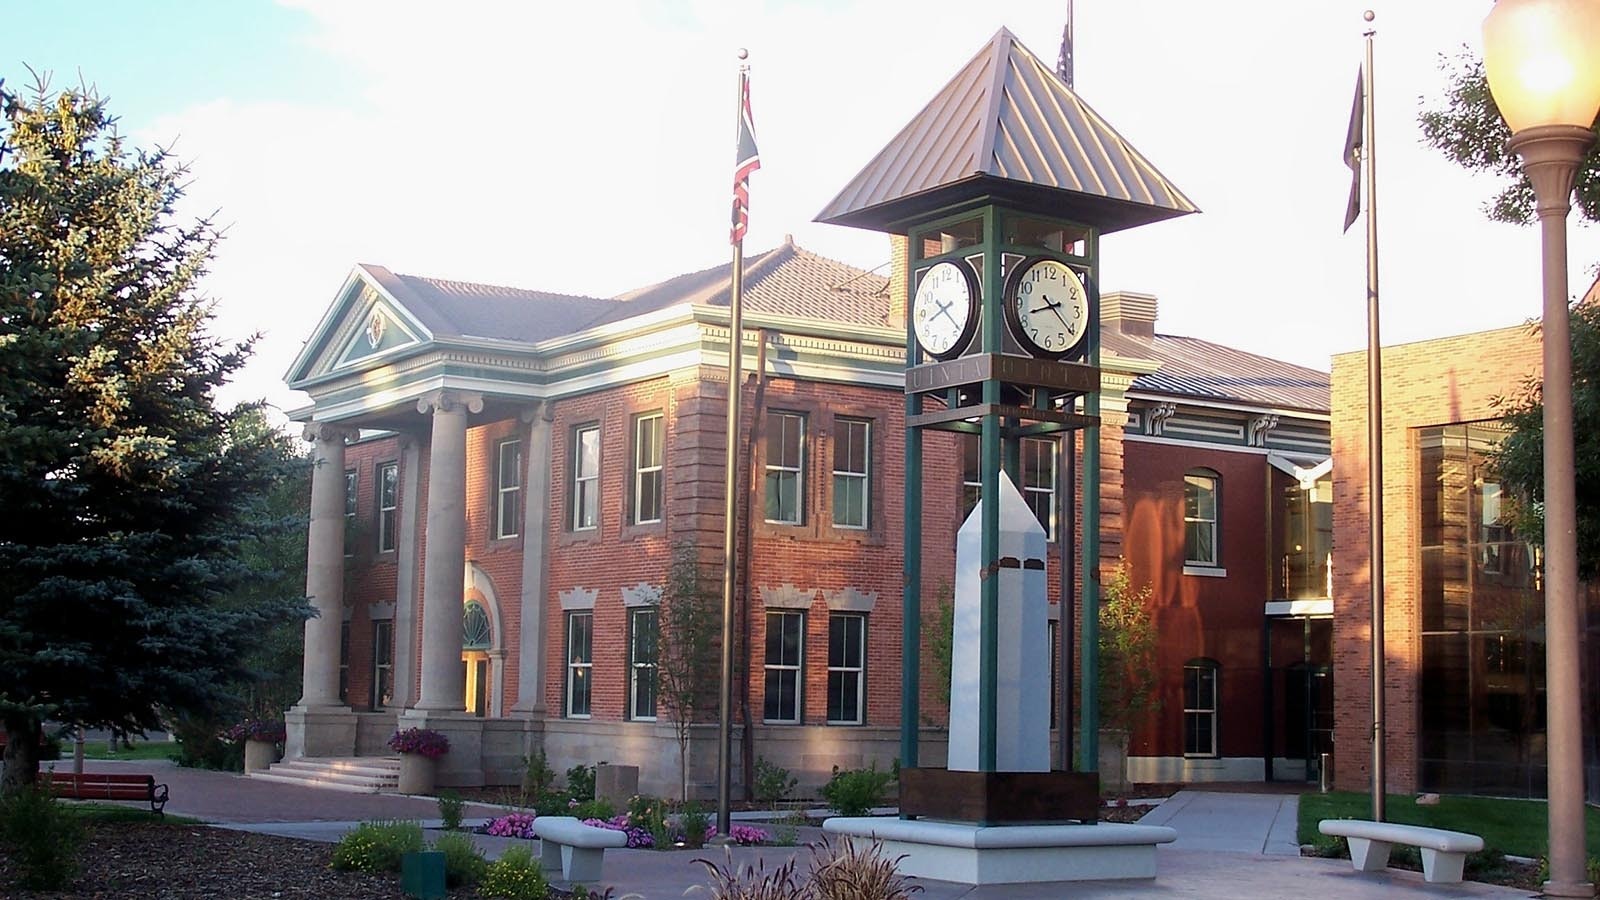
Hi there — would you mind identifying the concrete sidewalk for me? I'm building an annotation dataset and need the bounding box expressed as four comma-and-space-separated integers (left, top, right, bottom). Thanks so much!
53, 761, 1532, 898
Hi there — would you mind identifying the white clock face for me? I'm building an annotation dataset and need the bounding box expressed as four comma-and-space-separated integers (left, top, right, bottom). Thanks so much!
911, 261, 976, 359
1010, 259, 1088, 357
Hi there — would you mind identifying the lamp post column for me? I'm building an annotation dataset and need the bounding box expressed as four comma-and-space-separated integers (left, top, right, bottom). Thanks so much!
1509, 123, 1593, 899
414, 389, 483, 712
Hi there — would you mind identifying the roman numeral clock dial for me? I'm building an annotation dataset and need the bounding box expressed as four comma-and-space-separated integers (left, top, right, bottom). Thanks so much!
911, 260, 980, 361
1004, 256, 1089, 360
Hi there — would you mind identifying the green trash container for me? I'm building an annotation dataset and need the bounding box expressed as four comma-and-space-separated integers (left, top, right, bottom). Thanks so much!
401, 850, 446, 899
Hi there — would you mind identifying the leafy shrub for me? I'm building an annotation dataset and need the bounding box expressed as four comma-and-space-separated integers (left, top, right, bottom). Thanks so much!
571, 798, 615, 821
486, 812, 537, 839
522, 750, 557, 799
433, 831, 488, 887
481, 844, 549, 900
222, 718, 286, 743
330, 819, 424, 873
533, 793, 571, 817
1303, 834, 1347, 858
437, 790, 465, 830
678, 802, 711, 849
0, 786, 84, 889
753, 756, 797, 805
807, 835, 923, 900
171, 711, 243, 770
695, 850, 805, 900
388, 727, 450, 759
566, 762, 597, 802
819, 763, 894, 817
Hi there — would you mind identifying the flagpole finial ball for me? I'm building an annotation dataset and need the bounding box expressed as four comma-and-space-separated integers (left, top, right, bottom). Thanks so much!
1363, 10, 1374, 22
737, 48, 748, 60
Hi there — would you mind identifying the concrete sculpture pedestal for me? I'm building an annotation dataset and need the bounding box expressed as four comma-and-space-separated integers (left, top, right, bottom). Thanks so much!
823, 818, 1176, 884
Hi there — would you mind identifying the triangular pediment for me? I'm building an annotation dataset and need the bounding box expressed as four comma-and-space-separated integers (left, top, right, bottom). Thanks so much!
286, 265, 434, 386
817, 27, 1198, 233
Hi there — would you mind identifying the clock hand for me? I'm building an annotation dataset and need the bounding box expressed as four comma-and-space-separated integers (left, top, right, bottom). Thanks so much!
1031, 294, 1075, 329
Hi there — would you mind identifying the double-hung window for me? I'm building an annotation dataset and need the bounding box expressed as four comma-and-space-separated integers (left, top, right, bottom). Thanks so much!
628, 608, 658, 720
371, 620, 394, 710
572, 425, 600, 531
832, 418, 870, 529
377, 462, 398, 553
1184, 471, 1220, 566
338, 621, 351, 704
765, 412, 805, 524
566, 612, 593, 717
827, 613, 865, 724
344, 470, 358, 556
495, 439, 522, 538
1183, 659, 1220, 757
1021, 437, 1057, 539
763, 611, 804, 723
633, 413, 664, 525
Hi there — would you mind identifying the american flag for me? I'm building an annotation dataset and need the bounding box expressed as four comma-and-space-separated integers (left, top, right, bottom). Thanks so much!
730, 74, 760, 245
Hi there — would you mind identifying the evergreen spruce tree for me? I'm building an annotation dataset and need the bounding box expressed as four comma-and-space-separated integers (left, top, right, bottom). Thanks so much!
0, 77, 307, 793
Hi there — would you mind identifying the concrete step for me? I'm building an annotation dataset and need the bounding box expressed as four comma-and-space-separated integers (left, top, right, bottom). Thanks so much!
252, 756, 401, 794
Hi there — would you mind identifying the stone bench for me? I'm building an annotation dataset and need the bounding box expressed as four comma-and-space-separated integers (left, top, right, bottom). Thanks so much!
531, 815, 626, 883
1318, 819, 1484, 884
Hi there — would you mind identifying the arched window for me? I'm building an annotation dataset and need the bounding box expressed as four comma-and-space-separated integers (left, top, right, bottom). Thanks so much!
462, 601, 492, 651
1184, 658, 1220, 757
1184, 469, 1220, 566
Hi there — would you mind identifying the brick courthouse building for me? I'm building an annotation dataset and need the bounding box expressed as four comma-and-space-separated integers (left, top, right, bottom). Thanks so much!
278, 234, 1338, 794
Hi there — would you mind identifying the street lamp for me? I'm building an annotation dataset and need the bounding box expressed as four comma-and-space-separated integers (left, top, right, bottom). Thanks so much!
1483, 1, 1600, 896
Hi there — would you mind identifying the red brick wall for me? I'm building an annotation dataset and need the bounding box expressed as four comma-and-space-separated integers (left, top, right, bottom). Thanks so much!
1329, 325, 1540, 792
342, 434, 403, 711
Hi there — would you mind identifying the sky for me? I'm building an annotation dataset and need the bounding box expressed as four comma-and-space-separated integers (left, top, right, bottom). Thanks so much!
3, 0, 1590, 418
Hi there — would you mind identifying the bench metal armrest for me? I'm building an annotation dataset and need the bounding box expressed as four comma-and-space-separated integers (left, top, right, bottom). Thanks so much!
150, 783, 169, 816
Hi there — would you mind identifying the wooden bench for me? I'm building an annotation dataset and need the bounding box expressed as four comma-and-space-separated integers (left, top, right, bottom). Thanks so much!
1318, 819, 1484, 884
41, 772, 169, 816
531, 815, 626, 882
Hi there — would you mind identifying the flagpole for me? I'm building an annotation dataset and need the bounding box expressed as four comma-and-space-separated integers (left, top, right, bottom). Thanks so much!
717, 49, 753, 842
1360, 10, 1387, 824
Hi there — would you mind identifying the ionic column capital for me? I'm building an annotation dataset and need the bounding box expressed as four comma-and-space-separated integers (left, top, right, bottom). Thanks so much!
416, 389, 484, 416
302, 422, 359, 445
519, 399, 553, 424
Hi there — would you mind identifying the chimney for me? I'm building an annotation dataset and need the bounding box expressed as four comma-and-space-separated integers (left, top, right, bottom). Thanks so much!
887, 234, 909, 331
1101, 291, 1157, 339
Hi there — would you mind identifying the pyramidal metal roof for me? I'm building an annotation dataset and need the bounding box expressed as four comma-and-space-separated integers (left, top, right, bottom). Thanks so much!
816, 27, 1198, 234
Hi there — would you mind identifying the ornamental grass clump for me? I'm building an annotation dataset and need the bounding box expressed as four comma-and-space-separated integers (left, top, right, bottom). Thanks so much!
433, 831, 488, 887
806, 836, 923, 900
330, 819, 425, 873
387, 727, 450, 759
694, 850, 805, 900
481, 844, 550, 900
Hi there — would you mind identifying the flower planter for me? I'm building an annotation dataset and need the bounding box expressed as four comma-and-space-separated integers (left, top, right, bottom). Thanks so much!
243, 738, 279, 774
398, 753, 437, 794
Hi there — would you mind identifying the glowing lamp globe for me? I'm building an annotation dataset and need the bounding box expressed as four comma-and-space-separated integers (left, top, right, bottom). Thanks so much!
1484, 0, 1600, 133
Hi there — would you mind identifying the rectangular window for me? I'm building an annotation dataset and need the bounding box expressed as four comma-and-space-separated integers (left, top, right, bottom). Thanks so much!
633, 413, 665, 525
763, 611, 804, 723
628, 608, 659, 720
1183, 662, 1219, 757
572, 425, 600, 531
495, 439, 522, 539
377, 462, 398, 553
961, 433, 981, 518
1022, 437, 1057, 539
827, 613, 865, 724
832, 418, 870, 529
371, 620, 394, 711
344, 470, 358, 557
765, 412, 805, 524
1184, 473, 1219, 566
566, 612, 593, 717
338, 621, 351, 704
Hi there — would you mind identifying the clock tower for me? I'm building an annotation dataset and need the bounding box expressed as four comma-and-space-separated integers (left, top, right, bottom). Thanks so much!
817, 27, 1196, 820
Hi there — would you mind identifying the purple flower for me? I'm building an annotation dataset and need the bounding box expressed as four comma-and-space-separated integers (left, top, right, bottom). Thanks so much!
386, 727, 450, 759
486, 813, 536, 839
222, 719, 286, 743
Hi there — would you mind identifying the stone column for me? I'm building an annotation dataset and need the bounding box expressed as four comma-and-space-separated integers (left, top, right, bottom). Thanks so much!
414, 389, 482, 711
299, 422, 356, 708
512, 401, 553, 715
286, 422, 359, 760
391, 435, 424, 710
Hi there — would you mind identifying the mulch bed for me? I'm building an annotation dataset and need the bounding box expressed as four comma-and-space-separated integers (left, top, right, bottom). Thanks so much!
0, 822, 587, 899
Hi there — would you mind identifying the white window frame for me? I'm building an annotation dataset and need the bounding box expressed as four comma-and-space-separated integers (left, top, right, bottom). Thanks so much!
1184, 472, 1220, 566
1022, 437, 1057, 540
633, 413, 664, 525
628, 607, 658, 721
764, 412, 806, 525
572, 425, 600, 531
763, 610, 804, 724
566, 611, 593, 718
377, 462, 398, 553
826, 612, 866, 725
495, 439, 522, 539
831, 418, 870, 529
1183, 660, 1220, 757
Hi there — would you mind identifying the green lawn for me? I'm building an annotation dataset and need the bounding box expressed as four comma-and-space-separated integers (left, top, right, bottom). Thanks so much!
77, 741, 182, 762
1300, 791, 1600, 859
58, 802, 200, 826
